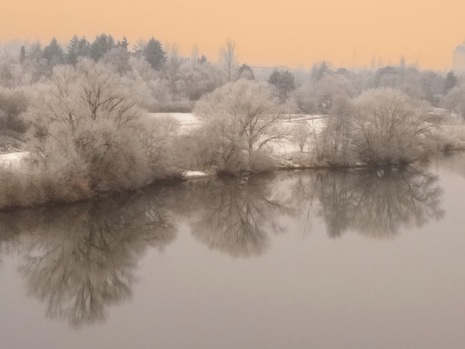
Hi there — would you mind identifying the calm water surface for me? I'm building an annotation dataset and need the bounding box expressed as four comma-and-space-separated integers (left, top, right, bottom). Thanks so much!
1, 155, 465, 349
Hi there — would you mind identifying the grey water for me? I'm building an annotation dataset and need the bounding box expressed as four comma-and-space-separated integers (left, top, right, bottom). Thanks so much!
1, 154, 465, 349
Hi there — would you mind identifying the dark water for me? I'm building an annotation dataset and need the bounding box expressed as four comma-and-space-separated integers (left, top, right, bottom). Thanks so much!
1, 155, 465, 349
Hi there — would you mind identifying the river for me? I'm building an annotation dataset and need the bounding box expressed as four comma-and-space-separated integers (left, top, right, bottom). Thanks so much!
1, 154, 465, 349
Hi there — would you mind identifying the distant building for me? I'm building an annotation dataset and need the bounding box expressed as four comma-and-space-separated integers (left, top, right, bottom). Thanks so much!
453, 43, 465, 72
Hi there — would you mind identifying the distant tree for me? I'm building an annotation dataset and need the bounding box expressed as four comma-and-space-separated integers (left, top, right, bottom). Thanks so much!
313, 74, 355, 113
238, 64, 255, 80
164, 47, 184, 100
19, 46, 26, 65
66, 35, 80, 65
220, 39, 238, 83
311, 62, 331, 82
90, 34, 115, 61
76, 37, 91, 58
42, 37, 64, 72
143, 38, 166, 70
374, 66, 399, 88
177, 58, 221, 100
199, 55, 207, 64
118, 37, 129, 51
268, 69, 296, 102
101, 47, 131, 74
66, 35, 91, 65
28, 42, 43, 61
440, 84, 465, 118
0, 87, 28, 148
420, 71, 444, 106
444, 71, 458, 94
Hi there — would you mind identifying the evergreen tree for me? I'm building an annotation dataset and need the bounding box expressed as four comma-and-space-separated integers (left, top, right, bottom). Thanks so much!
268, 69, 296, 102
77, 37, 91, 58
42, 37, 64, 71
67, 35, 79, 65
311, 62, 331, 82
90, 34, 115, 61
199, 55, 207, 64
143, 38, 166, 70
117, 37, 129, 51
238, 64, 255, 80
19, 46, 26, 65
444, 71, 458, 94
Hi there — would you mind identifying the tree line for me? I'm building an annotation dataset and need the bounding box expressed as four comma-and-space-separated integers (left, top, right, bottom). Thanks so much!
0, 34, 465, 209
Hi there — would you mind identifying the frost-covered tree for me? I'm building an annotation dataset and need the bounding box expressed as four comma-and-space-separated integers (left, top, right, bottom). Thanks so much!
19, 46, 26, 65
238, 64, 255, 80
22, 59, 179, 203
0, 87, 28, 150
349, 89, 433, 166
101, 47, 131, 75
175, 58, 221, 101
440, 83, 465, 118
164, 47, 184, 100
220, 39, 238, 83
444, 71, 458, 94
268, 69, 296, 102
194, 79, 286, 174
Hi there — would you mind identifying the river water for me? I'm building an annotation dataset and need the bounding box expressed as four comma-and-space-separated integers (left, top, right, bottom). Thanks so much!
1, 154, 465, 349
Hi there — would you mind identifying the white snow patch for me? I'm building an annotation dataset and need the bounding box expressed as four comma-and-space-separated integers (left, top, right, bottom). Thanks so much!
146, 113, 202, 135
147, 113, 201, 126
0, 152, 28, 168
183, 170, 209, 179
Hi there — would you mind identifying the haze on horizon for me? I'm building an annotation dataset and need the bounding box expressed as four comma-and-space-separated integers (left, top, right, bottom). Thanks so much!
1, 0, 465, 69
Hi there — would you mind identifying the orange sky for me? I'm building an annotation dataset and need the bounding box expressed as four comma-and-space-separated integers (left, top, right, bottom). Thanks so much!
1, 0, 464, 70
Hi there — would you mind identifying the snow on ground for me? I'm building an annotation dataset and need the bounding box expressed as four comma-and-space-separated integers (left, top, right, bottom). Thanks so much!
147, 113, 202, 134
0, 152, 28, 169
146, 113, 328, 163
183, 170, 209, 179
0, 114, 327, 174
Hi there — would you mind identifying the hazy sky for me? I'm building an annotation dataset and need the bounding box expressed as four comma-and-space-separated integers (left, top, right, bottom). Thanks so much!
1, 0, 464, 69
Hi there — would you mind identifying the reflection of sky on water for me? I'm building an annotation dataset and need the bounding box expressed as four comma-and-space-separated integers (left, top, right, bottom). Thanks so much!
2, 158, 464, 349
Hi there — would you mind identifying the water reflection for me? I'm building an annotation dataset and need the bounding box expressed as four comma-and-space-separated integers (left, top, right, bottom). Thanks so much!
0, 192, 176, 327
188, 176, 293, 258
0, 165, 446, 328
314, 167, 444, 238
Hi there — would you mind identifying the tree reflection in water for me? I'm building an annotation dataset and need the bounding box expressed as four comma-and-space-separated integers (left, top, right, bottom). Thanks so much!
0, 191, 176, 327
0, 165, 446, 327
188, 176, 294, 258
315, 167, 444, 239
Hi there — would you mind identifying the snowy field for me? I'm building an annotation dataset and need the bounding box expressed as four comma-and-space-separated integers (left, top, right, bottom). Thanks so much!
147, 112, 327, 156
146, 113, 203, 134
0, 152, 27, 169
0, 114, 328, 174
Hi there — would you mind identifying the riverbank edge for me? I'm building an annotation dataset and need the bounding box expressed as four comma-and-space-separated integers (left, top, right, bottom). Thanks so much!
1, 150, 460, 213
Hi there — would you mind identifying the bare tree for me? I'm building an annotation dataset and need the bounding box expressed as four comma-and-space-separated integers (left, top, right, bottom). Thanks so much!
194, 79, 287, 174
14, 59, 180, 207
350, 88, 434, 166
220, 39, 238, 83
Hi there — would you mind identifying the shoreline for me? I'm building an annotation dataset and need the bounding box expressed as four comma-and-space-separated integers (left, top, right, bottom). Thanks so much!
1, 149, 463, 212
